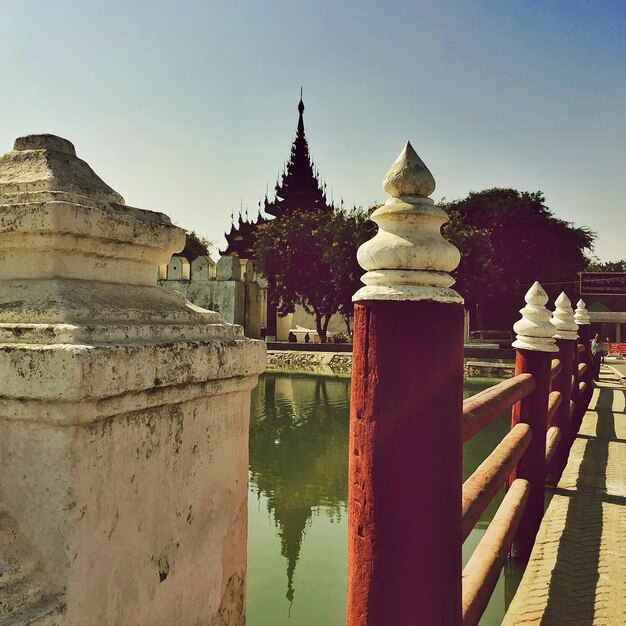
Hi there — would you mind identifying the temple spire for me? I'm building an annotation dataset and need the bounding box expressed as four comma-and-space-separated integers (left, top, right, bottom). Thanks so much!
297, 89, 305, 137
263, 93, 333, 219
221, 93, 332, 256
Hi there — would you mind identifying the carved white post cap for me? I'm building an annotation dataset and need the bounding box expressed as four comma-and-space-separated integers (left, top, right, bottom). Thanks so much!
512, 282, 559, 352
574, 299, 591, 325
551, 292, 579, 340
353, 142, 462, 304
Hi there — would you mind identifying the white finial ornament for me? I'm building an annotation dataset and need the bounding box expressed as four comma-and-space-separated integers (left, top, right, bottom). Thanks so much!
512, 282, 559, 352
353, 142, 462, 303
574, 299, 591, 325
551, 292, 578, 340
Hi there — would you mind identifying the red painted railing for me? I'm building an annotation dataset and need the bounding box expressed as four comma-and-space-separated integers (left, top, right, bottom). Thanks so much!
347, 308, 594, 626
459, 323, 594, 625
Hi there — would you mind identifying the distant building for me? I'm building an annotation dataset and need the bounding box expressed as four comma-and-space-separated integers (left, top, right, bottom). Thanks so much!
579, 272, 626, 344
221, 211, 269, 259
262, 94, 334, 220
158, 255, 267, 339
160, 94, 348, 341
220, 92, 333, 259
217, 93, 343, 340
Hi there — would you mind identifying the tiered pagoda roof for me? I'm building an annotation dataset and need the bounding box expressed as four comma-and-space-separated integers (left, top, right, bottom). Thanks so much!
220, 92, 333, 259
220, 212, 268, 258
263, 93, 333, 219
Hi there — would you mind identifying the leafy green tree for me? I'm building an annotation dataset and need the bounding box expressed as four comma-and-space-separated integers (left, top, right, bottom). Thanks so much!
255, 210, 339, 341
585, 258, 626, 272
256, 188, 593, 338
255, 209, 375, 341
443, 217, 502, 327
180, 230, 213, 261
323, 207, 376, 335
440, 189, 594, 329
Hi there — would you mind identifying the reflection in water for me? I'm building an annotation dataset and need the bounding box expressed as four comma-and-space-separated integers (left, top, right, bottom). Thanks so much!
250, 374, 350, 604
248, 373, 519, 625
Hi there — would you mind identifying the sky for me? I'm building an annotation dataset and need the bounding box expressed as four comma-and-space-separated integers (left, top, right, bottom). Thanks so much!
1, 0, 624, 261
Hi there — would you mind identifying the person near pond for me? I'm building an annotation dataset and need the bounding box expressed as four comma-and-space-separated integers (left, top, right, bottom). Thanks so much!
591, 334, 603, 380
288, 331, 297, 343
304, 333, 310, 343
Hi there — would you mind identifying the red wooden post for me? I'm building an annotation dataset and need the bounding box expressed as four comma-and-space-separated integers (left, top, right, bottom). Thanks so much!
508, 282, 557, 559
550, 293, 579, 473
570, 337, 580, 428
347, 143, 464, 626
574, 299, 593, 415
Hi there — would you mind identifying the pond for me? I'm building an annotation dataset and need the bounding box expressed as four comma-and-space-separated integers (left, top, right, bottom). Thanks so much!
248, 373, 523, 625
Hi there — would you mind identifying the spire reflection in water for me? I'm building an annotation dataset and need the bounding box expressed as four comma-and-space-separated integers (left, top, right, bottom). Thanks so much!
248, 374, 350, 621
247, 373, 523, 626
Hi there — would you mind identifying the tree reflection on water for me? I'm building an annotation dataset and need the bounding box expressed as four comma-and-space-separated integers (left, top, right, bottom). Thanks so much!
248, 373, 518, 625
249, 374, 350, 603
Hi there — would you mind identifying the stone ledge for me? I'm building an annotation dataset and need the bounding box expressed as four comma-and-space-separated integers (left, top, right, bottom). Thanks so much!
266, 350, 351, 375
0, 280, 225, 326
0, 339, 266, 409
267, 350, 513, 378
0, 374, 260, 426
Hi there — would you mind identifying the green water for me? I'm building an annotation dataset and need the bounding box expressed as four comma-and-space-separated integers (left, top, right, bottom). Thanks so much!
248, 373, 523, 625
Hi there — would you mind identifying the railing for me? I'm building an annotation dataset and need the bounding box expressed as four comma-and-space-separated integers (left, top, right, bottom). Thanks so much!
346, 144, 597, 626
458, 307, 594, 625
348, 282, 595, 626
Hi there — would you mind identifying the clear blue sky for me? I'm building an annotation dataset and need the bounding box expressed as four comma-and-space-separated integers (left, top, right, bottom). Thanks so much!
1, 1, 624, 261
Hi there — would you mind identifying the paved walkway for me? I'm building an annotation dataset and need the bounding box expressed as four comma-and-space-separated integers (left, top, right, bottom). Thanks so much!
503, 365, 626, 625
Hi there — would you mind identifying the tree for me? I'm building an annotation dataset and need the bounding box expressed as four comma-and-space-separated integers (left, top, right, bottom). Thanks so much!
442, 218, 502, 328
440, 189, 594, 329
585, 258, 626, 272
180, 230, 213, 261
255, 209, 375, 341
323, 207, 377, 335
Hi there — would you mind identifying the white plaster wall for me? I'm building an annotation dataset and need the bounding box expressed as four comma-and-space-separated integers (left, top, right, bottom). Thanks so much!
0, 384, 254, 625
190, 255, 215, 281
244, 282, 263, 340
216, 257, 240, 281
276, 313, 294, 342
167, 256, 189, 281
159, 280, 265, 339
291, 306, 347, 335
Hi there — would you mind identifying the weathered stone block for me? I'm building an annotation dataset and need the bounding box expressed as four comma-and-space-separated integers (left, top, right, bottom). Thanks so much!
0, 135, 265, 625
216, 256, 241, 281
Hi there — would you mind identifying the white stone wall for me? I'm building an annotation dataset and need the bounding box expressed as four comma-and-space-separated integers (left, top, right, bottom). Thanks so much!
291, 306, 347, 336
158, 256, 266, 339
0, 380, 254, 624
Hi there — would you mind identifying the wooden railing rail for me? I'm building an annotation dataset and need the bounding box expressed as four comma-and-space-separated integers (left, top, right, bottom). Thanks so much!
347, 247, 597, 625
460, 291, 595, 625
462, 423, 531, 541
461, 294, 591, 626
547, 391, 562, 425
551, 337, 575, 472
461, 479, 530, 626
545, 426, 562, 466
462, 374, 535, 443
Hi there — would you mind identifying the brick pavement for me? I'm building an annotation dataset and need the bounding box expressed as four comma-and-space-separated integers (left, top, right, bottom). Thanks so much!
502, 366, 626, 625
